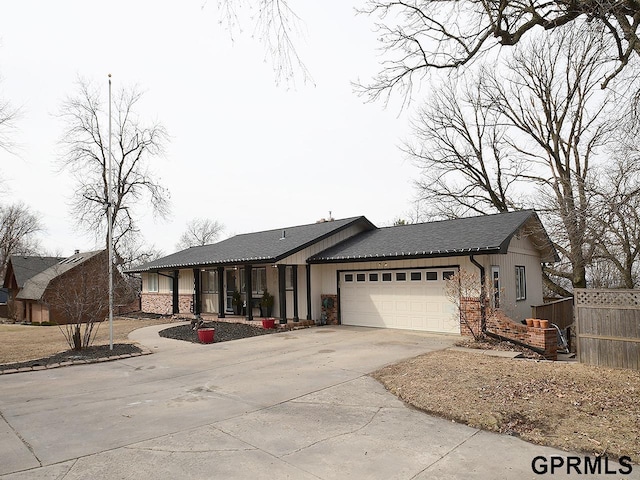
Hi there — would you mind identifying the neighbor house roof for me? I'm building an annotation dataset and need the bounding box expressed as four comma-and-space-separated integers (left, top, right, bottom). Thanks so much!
4, 256, 65, 289
128, 216, 376, 272
308, 210, 558, 264
16, 250, 104, 301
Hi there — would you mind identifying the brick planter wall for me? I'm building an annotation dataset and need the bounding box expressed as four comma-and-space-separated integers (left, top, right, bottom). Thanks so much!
321, 294, 338, 325
141, 293, 193, 315
461, 297, 557, 360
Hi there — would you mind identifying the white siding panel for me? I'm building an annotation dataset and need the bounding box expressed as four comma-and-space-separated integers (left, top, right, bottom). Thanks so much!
279, 224, 370, 266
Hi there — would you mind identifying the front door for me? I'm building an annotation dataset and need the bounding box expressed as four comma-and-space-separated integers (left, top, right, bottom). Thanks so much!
225, 269, 237, 313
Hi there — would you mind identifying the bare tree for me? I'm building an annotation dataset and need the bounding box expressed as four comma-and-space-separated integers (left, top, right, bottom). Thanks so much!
57, 79, 170, 266
47, 252, 136, 350
589, 130, 640, 288
215, 0, 311, 85
0, 95, 19, 154
0, 202, 43, 278
444, 269, 503, 340
359, 0, 640, 102
176, 218, 224, 249
409, 27, 618, 294
407, 77, 528, 218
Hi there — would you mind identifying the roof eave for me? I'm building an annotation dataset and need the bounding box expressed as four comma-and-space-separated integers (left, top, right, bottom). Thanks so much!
308, 247, 502, 264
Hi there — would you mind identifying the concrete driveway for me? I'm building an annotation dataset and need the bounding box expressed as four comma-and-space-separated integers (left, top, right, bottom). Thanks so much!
0, 324, 636, 479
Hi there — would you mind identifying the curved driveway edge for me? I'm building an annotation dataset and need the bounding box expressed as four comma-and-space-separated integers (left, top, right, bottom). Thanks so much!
1, 326, 635, 479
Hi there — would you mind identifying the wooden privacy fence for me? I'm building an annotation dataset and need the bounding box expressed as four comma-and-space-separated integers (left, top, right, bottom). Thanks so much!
575, 289, 640, 370
531, 297, 574, 330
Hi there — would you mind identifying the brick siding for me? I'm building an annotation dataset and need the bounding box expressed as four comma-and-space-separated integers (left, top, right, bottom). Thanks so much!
141, 293, 193, 315
321, 294, 338, 325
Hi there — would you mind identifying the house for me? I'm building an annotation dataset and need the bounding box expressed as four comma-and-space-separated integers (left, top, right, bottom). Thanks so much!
0, 287, 8, 318
3, 250, 119, 324
3, 255, 65, 321
129, 210, 558, 335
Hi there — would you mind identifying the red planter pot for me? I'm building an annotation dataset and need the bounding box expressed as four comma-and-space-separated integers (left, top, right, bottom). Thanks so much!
197, 328, 215, 343
262, 318, 276, 329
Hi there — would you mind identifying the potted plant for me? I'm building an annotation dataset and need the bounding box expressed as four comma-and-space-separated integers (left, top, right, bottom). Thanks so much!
261, 289, 274, 317
232, 290, 243, 315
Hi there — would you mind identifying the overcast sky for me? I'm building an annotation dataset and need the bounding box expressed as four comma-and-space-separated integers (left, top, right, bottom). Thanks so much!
0, 1, 418, 257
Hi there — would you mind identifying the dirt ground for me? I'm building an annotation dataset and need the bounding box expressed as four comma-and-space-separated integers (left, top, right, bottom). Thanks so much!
0, 317, 173, 364
373, 349, 640, 463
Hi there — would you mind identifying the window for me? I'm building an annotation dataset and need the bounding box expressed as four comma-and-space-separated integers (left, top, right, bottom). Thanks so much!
147, 273, 158, 293
201, 270, 218, 293
443, 271, 455, 280
396, 272, 406, 281
286, 266, 294, 290
345, 274, 354, 282
515, 266, 526, 301
491, 266, 500, 308
356, 273, 366, 282
369, 273, 378, 282
410, 272, 421, 281
382, 273, 392, 282
426, 271, 438, 281
252, 268, 267, 294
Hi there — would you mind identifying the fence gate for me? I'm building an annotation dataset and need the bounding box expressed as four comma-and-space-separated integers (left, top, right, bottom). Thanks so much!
575, 289, 640, 370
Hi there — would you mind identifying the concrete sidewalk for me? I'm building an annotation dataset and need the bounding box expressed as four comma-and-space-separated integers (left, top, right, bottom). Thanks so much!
0, 325, 636, 479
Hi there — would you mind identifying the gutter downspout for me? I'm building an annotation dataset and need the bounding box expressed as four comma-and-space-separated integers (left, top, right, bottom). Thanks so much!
469, 255, 486, 334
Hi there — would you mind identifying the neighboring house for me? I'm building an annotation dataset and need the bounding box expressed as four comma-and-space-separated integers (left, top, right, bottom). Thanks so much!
0, 287, 8, 318
129, 210, 558, 335
3, 255, 65, 321
3, 250, 112, 324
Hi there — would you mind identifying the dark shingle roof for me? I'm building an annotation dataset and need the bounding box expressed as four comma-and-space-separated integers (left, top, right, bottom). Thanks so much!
6, 256, 66, 288
128, 216, 376, 272
309, 210, 557, 263
16, 251, 104, 301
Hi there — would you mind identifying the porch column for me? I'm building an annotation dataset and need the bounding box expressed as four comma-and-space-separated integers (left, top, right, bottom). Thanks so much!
193, 268, 201, 315
278, 264, 287, 324
292, 265, 299, 322
217, 266, 225, 318
306, 264, 312, 320
245, 264, 253, 321
172, 270, 179, 314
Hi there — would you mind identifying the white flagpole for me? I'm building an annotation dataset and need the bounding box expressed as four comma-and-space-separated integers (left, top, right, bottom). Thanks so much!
108, 73, 114, 351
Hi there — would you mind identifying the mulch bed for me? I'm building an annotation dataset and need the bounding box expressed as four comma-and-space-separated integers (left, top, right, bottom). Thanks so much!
0, 343, 145, 372
159, 321, 279, 343
0, 320, 280, 372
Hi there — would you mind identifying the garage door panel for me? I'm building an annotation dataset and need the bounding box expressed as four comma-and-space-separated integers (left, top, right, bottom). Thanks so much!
340, 268, 459, 334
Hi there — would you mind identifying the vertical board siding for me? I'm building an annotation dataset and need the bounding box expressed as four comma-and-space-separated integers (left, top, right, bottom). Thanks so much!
575, 289, 640, 370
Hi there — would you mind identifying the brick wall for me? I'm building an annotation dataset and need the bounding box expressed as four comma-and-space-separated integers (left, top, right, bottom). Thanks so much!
321, 294, 338, 325
461, 297, 557, 360
141, 293, 193, 315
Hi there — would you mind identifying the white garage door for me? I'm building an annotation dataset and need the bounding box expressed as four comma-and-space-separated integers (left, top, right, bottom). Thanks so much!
339, 268, 459, 333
